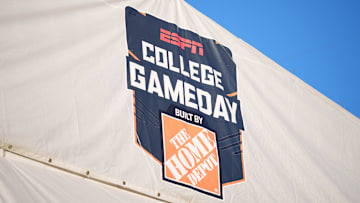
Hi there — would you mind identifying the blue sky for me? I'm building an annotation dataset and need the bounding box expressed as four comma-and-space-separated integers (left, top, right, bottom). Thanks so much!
186, 0, 360, 119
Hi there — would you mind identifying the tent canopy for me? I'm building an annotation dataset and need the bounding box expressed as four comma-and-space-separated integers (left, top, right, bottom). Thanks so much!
0, 0, 359, 202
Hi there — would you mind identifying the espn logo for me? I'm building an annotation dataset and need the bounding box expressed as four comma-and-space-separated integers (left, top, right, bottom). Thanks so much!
160, 28, 204, 56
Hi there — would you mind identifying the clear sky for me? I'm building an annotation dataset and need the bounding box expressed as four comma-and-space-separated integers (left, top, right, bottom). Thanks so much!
186, 0, 360, 119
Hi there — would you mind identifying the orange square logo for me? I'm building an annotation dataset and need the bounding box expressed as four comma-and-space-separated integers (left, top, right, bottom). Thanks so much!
162, 113, 222, 198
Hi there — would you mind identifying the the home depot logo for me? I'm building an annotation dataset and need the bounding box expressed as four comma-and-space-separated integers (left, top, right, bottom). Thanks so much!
162, 113, 221, 197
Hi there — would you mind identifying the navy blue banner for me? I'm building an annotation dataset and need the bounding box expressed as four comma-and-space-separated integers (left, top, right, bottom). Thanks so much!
125, 6, 245, 197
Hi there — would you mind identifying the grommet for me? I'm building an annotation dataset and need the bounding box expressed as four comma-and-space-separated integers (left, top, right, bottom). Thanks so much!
48, 158, 52, 163
157, 192, 161, 197
86, 170, 90, 176
122, 181, 126, 186
8, 145, 12, 149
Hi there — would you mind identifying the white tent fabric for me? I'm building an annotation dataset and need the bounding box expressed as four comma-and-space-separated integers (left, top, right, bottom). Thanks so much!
0, 0, 359, 202
0, 150, 161, 203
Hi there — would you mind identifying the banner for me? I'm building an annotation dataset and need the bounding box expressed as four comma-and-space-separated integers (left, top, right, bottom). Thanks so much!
125, 6, 245, 199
